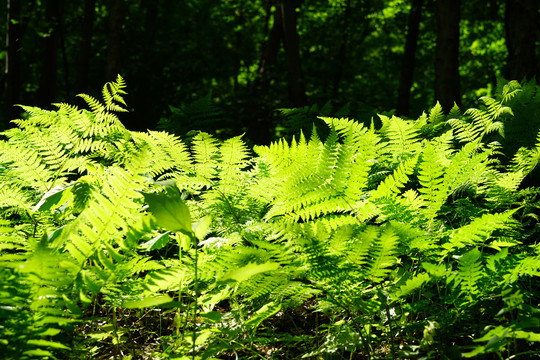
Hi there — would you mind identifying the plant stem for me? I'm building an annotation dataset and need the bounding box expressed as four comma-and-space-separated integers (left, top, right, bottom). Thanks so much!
192, 233, 199, 360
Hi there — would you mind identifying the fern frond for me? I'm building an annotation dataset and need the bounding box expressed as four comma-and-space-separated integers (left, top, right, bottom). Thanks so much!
447, 117, 480, 144
371, 154, 418, 200
367, 225, 399, 282
500, 80, 522, 103
481, 169, 525, 204
442, 140, 492, 194
0, 182, 34, 217
511, 131, 540, 175
394, 272, 430, 298
456, 247, 483, 299
77, 94, 104, 114
0, 238, 80, 359
346, 225, 377, 268
379, 115, 421, 158
447, 103, 461, 119
61, 164, 147, 265
0, 141, 54, 192
131, 130, 193, 178
257, 119, 380, 227
102, 74, 128, 113
191, 132, 220, 185
418, 141, 449, 222
480, 96, 513, 123
217, 135, 250, 187
508, 255, 540, 281
428, 101, 445, 124
442, 211, 517, 254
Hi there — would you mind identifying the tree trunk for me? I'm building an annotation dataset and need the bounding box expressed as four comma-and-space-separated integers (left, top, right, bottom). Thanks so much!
332, 0, 352, 100
57, 2, 69, 100
106, 0, 126, 80
256, 2, 283, 90
434, 0, 461, 113
280, 0, 307, 107
4, 0, 23, 126
247, 2, 283, 145
75, 0, 95, 94
131, 0, 159, 131
37, 0, 62, 108
505, 0, 538, 81
397, 0, 423, 117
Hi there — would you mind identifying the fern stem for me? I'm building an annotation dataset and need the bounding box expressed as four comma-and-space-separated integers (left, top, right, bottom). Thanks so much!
218, 190, 241, 223
191, 233, 199, 360
112, 306, 121, 358
382, 290, 397, 358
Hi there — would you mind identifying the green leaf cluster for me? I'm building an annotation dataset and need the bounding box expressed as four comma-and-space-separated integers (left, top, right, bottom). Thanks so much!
1, 77, 540, 359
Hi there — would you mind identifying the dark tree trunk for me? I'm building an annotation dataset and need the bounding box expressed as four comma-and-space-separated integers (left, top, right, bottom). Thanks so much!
256, 2, 283, 90
505, 0, 539, 81
106, 0, 126, 80
75, 0, 95, 94
280, 0, 307, 107
37, 0, 62, 108
332, 0, 352, 100
248, 2, 284, 145
4, 0, 23, 126
434, 0, 461, 113
397, 0, 423, 117
131, 0, 159, 131
57, 2, 69, 99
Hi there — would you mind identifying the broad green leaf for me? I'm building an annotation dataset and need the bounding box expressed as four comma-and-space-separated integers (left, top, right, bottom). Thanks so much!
124, 294, 174, 308
32, 184, 73, 212
222, 262, 280, 282
193, 216, 212, 240
26, 339, 71, 350
141, 232, 171, 251
513, 330, 540, 341
142, 182, 192, 233
22, 350, 54, 357
35, 328, 62, 337
200, 311, 224, 323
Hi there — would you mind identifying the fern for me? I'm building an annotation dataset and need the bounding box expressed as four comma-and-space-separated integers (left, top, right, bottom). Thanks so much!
379, 115, 421, 159
455, 247, 483, 299
366, 225, 400, 282
2, 78, 540, 358
442, 211, 517, 254
371, 154, 418, 200
417, 140, 448, 223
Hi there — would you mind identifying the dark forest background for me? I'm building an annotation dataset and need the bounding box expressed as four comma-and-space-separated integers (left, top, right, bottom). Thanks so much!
2, 0, 539, 144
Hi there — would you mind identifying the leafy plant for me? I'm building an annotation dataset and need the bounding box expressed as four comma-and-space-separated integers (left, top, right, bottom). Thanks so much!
1, 77, 540, 359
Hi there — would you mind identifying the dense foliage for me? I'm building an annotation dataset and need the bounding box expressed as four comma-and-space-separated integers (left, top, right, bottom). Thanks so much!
3, 0, 536, 143
1, 76, 540, 359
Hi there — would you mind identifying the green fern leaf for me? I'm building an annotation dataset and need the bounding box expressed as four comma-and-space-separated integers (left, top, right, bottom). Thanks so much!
394, 272, 430, 298
368, 225, 399, 282
429, 101, 445, 124
379, 115, 421, 158
457, 247, 483, 298
372, 154, 418, 200
418, 141, 448, 222
442, 211, 517, 254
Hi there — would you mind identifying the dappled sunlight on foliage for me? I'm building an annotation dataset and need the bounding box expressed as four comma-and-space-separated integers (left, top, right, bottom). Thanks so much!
1, 77, 540, 359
